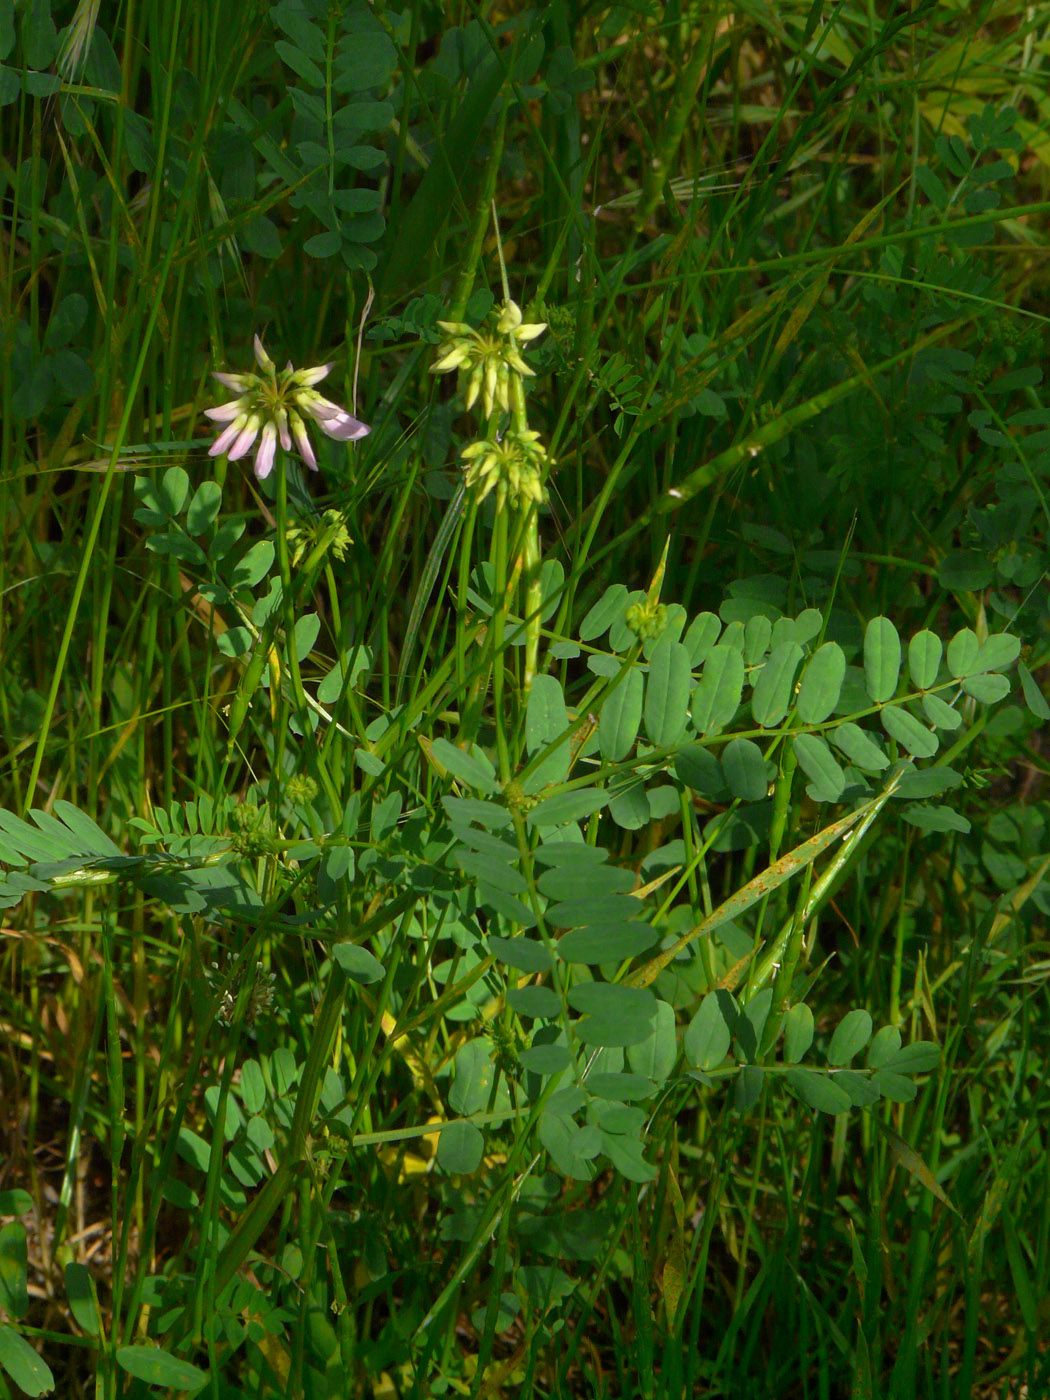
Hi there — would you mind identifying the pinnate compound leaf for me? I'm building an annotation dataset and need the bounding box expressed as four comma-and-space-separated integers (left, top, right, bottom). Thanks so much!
627, 1000, 677, 1083
437, 1120, 484, 1174
961, 673, 1010, 703
683, 611, 721, 665
691, 645, 744, 734
449, 1040, 499, 1116
786, 1068, 852, 1115
521, 1043, 572, 1075
507, 985, 561, 1019
881, 706, 938, 758
973, 633, 1020, 673
537, 862, 634, 902
430, 739, 498, 793
230, 539, 274, 589
600, 1129, 658, 1183
871, 1069, 917, 1103
580, 584, 628, 641
866, 1024, 902, 1069
684, 992, 733, 1071
332, 944, 385, 984
557, 922, 657, 964
796, 642, 845, 724
528, 789, 607, 828
830, 722, 889, 771
598, 666, 643, 761
836, 1069, 882, 1107
644, 635, 691, 747
674, 745, 725, 796
864, 617, 901, 703
116, 1345, 207, 1390
751, 642, 804, 728
526, 674, 569, 776
908, 630, 942, 689
0, 1326, 54, 1397
783, 1003, 814, 1063
792, 733, 846, 803
721, 738, 769, 801
488, 936, 552, 973
570, 982, 657, 1047
922, 694, 962, 730
882, 1040, 941, 1075
538, 1113, 598, 1180
827, 1009, 873, 1066
946, 628, 979, 677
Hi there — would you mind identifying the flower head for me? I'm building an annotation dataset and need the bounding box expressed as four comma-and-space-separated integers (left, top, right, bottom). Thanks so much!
206, 335, 370, 479
431, 299, 546, 419
461, 428, 548, 512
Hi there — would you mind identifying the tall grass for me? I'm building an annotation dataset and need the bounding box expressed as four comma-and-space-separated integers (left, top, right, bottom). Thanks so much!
2, 2, 1050, 1397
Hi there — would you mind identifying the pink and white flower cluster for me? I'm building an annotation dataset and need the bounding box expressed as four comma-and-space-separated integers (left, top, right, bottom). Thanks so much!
206, 335, 369, 480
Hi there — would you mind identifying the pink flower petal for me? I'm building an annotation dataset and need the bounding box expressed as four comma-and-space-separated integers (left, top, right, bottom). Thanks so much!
227, 416, 262, 461
205, 399, 248, 422
212, 371, 253, 392
316, 411, 370, 442
209, 415, 249, 456
293, 362, 333, 388
290, 413, 318, 471
254, 422, 277, 479
253, 335, 275, 374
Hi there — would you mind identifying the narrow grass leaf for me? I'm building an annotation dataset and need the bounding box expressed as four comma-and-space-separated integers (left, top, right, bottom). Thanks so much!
1018, 662, 1050, 719
878, 1122, 958, 1214
64, 1263, 101, 1336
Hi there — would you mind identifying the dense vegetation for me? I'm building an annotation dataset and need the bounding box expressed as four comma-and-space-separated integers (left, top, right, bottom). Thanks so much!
1, 1, 1049, 1396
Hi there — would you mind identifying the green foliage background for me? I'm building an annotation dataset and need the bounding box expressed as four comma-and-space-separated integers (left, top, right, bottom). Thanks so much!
1, 1, 1050, 1397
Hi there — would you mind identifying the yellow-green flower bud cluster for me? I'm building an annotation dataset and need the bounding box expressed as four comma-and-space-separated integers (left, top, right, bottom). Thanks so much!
625, 599, 669, 641
431, 299, 546, 419
461, 429, 548, 513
